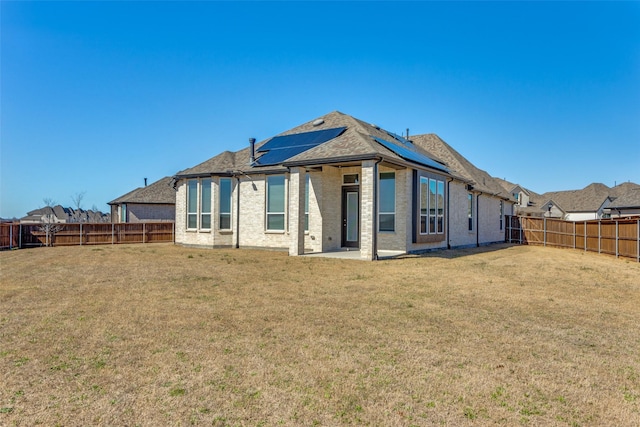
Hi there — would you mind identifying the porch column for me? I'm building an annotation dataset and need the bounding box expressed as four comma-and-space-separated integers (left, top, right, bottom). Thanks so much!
360, 160, 376, 260
289, 167, 305, 256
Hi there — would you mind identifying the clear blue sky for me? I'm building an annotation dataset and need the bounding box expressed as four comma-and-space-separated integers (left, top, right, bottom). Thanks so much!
2, 1, 639, 219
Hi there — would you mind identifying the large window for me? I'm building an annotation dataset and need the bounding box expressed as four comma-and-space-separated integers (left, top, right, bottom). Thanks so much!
120, 204, 127, 223
200, 178, 212, 229
468, 193, 474, 231
187, 179, 212, 230
219, 178, 232, 230
187, 180, 198, 229
379, 172, 395, 232
500, 200, 504, 230
267, 175, 286, 231
420, 176, 445, 235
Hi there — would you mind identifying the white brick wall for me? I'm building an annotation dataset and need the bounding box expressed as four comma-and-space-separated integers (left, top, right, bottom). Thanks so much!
174, 165, 512, 255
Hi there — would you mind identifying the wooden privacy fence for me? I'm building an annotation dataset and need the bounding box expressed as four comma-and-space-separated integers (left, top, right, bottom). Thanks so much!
506, 216, 639, 262
0, 222, 174, 249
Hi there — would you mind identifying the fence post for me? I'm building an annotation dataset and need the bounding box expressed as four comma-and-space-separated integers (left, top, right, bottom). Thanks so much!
573, 221, 576, 249
543, 217, 547, 247
9, 224, 13, 249
143, 223, 146, 244
615, 220, 619, 259
584, 221, 587, 252
598, 220, 601, 254
112, 223, 114, 245
637, 219, 639, 263
80, 223, 83, 246
19, 224, 22, 249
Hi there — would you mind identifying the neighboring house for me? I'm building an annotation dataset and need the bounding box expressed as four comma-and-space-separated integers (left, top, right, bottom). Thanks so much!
537, 183, 613, 221
108, 176, 176, 223
172, 111, 514, 260
604, 183, 640, 218
20, 205, 110, 223
493, 178, 541, 216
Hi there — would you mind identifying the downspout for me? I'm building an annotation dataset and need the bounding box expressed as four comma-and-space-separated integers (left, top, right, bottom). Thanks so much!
446, 178, 453, 249
235, 175, 241, 248
476, 192, 482, 247
372, 158, 383, 260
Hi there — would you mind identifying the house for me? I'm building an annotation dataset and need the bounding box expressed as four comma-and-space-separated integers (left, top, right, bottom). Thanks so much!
172, 111, 514, 260
20, 205, 110, 224
108, 176, 176, 223
494, 178, 541, 216
604, 182, 640, 218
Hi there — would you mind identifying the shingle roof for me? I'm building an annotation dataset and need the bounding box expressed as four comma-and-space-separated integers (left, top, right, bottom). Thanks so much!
176, 111, 459, 179
608, 188, 640, 209
539, 183, 611, 213
108, 176, 176, 205
410, 134, 512, 198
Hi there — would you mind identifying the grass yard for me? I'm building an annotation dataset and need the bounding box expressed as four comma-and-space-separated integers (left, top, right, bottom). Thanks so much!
1, 243, 639, 426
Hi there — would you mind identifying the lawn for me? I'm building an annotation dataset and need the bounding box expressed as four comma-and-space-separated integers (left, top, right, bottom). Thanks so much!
1, 243, 639, 426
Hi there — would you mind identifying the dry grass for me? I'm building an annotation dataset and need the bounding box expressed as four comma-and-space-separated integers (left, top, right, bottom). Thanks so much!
1, 243, 639, 426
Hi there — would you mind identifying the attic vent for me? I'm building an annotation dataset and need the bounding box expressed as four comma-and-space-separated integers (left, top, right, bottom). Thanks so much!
312, 119, 324, 126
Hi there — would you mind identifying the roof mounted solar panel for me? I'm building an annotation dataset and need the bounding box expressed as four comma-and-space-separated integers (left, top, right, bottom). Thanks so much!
255, 127, 346, 166
372, 136, 449, 173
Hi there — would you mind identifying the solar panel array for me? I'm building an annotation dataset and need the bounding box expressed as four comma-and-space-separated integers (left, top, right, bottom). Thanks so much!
372, 136, 449, 173
255, 127, 347, 166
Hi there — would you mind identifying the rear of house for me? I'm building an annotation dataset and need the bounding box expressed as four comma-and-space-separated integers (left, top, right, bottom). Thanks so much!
173, 112, 513, 260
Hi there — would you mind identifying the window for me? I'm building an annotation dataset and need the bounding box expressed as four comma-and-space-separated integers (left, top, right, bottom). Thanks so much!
200, 178, 211, 229
437, 180, 444, 233
420, 176, 445, 235
499, 200, 504, 230
343, 174, 359, 185
267, 175, 285, 231
219, 178, 232, 230
187, 180, 198, 229
121, 204, 127, 223
468, 193, 474, 231
304, 173, 309, 232
379, 172, 395, 232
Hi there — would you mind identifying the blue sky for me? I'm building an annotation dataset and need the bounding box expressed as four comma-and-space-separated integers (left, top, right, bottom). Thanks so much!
1, 1, 639, 219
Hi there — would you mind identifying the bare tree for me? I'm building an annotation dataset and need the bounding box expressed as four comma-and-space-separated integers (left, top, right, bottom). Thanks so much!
42, 197, 57, 208
71, 191, 86, 210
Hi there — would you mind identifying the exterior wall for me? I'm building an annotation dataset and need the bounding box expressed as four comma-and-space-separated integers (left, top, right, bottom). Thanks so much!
609, 208, 640, 218
477, 195, 509, 245
320, 166, 348, 252
377, 166, 409, 252
565, 212, 599, 221
448, 181, 477, 248
360, 161, 375, 260
304, 171, 324, 253
127, 204, 175, 223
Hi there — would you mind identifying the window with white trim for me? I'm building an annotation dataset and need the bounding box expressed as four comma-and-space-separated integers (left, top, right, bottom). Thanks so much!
200, 178, 212, 229
187, 180, 198, 229
379, 172, 395, 232
499, 200, 504, 230
219, 178, 232, 230
266, 175, 286, 231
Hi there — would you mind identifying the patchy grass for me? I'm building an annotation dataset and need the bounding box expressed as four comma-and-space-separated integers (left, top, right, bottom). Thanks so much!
1, 243, 639, 426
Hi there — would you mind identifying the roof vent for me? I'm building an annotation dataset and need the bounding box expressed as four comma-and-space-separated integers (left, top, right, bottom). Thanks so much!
312, 119, 324, 126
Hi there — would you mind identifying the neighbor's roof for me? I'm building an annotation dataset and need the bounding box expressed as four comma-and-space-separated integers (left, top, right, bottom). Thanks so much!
175, 111, 454, 178
608, 188, 640, 209
538, 183, 612, 213
108, 176, 176, 205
